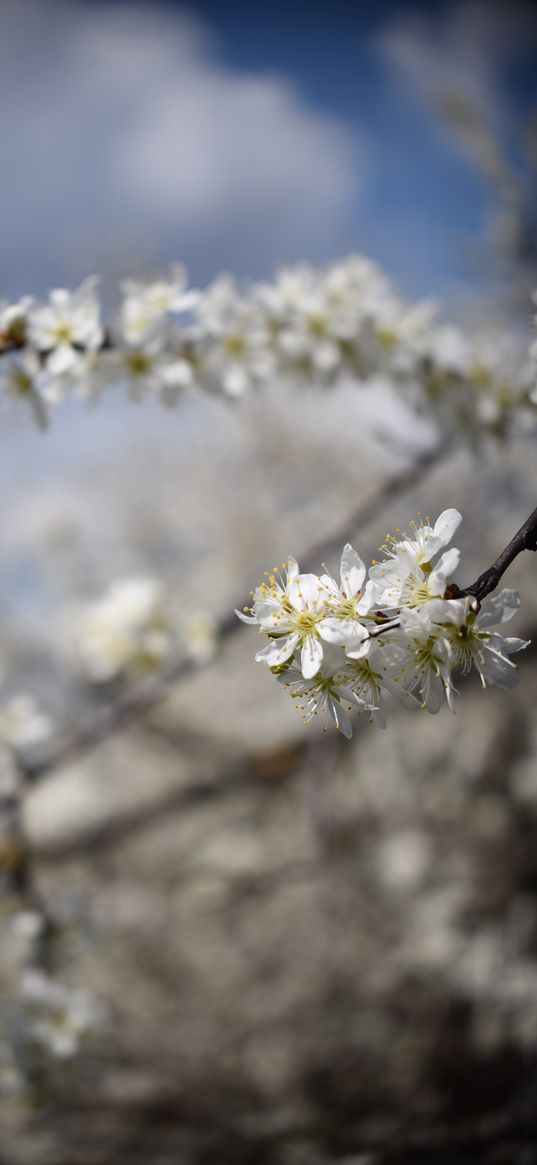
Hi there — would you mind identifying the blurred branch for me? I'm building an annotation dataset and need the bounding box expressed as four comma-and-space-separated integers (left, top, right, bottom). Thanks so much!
0, 758, 54, 970
436, 92, 518, 195
20, 439, 452, 785
31, 626, 537, 867
435, 91, 537, 288
0, 331, 113, 359
33, 737, 309, 863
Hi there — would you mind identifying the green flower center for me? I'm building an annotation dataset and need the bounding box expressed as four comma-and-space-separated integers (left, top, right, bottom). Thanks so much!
224, 333, 246, 357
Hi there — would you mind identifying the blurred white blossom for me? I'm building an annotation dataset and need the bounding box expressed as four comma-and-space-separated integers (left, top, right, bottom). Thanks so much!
27, 277, 103, 379
0, 350, 49, 428
119, 263, 199, 346
198, 275, 274, 397
17, 969, 101, 1061
0, 261, 535, 440
76, 577, 176, 683
0, 695, 52, 752
181, 612, 218, 665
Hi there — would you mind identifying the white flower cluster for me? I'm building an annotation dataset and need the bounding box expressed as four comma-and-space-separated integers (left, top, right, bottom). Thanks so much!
14, 967, 102, 1064
0, 695, 51, 753
238, 509, 529, 735
1, 260, 535, 436
1, 911, 102, 1095
75, 576, 217, 683
75, 576, 176, 683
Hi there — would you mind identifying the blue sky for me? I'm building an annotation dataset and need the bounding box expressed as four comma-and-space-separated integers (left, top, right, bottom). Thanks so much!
1, 0, 536, 302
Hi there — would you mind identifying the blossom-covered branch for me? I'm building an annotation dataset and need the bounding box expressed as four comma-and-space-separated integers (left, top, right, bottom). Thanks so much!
239, 507, 532, 736
1, 258, 536, 438
18, 441, 450, 784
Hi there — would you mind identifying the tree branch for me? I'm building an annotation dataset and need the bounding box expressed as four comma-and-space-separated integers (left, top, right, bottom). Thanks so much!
19, 440, 451, 784
449, 504, 537, 603
1, 766, 55, 971
0, 332, 113, 359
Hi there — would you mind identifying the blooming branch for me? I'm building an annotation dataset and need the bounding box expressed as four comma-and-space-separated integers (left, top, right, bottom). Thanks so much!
18, 441, 450, 784
1, 258, 536, 439
239, 506, 533, 736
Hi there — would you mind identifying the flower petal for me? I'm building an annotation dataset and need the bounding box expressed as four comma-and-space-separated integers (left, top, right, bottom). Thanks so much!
235, 608, 258, 624
345, 632, 372, 659
301, 635, 323, 678
433, 509, 462, 547
429, 547, 460, 591
340, 544, 366, 598
255, 633, 299, 667
501, 636, 530, 654
318, 617, 368, 647
422, 671, 445, 714
477, 589, 520, 628
382, 679, 420, 710
356, 578, 377, 614
338, 684, 376, 711
289, 573, 325, 611
328, 696, 353, 738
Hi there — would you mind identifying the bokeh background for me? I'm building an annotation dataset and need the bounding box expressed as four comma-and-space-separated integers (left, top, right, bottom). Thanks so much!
1, 1, 537, 1161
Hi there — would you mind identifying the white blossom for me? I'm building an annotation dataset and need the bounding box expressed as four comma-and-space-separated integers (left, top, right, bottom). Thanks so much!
114, 334, 195, 404
27, 277, 103, 378
198, 275, 273, 397
119, 264, 198, 346
0, 260, 534, 439
343, 640, 420, 728
318, 543, 377, 649
369, 509, 462, 609
237, 557, 373, 680
425, 590, 529, 692
0, 296, 33, 346
391, 604, 455, 713
17, 970, 101, 1061
278, 645, 374, 738
251, 568, 332, 679
181, 612, 218, 665
238, 509, 530, 734
76, 576, 176, 682
0, 695, 51, 752
0, 350, 50, 428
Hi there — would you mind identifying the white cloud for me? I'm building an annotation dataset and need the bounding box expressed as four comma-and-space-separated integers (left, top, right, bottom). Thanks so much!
0, 1, 360, 291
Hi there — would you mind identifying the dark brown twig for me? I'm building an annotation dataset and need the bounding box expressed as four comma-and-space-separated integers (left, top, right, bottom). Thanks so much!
449, 504, 537, 603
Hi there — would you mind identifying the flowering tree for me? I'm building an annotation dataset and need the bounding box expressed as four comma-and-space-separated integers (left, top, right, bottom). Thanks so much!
0, 255, 536, 1097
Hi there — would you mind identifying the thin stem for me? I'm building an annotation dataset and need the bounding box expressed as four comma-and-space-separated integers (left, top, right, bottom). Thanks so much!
449, 504, 537, 603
